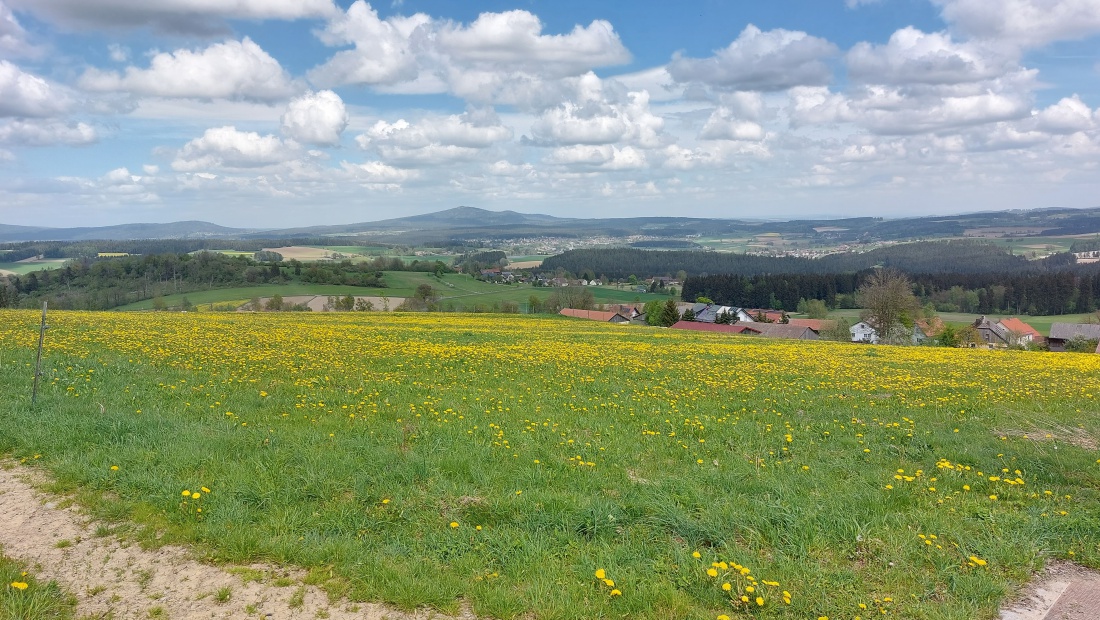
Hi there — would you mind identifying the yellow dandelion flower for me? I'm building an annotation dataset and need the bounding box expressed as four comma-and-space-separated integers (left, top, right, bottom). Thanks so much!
722, 582, 732, 591
706, 568, 718, 577
110, 465, 119, 471
595, 569, 606, 580
692, 551, 701, 559
10, 582, 29, 590
449, 521, 459, 529
603, 579, 615, 587
609, 589, 621, 597
181, 489, 190, 496
969, 556, 987, 566
756, 596, 764, 606
192, 492, 201, 499
201, 487, 210, 493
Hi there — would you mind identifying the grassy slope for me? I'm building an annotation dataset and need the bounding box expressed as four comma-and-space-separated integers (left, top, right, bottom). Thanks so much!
1, 310, 1098, 620
0, 260, 67, 275
114, 274, 674, 311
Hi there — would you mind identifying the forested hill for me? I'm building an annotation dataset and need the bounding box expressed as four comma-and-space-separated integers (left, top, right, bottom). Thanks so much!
541, 241, 1048, 280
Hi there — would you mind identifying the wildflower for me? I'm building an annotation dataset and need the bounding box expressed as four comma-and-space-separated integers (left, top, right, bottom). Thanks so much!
692, 551, 701, 559
706, 568, 718, 577
449, 521, 459, 529
192, 492, 201, 499
603, 579, 615, 587
756, 596, 764, 606
717, 615, 730, 620
722, 582, 732, 591
381, 498, 390, 504
989, 495, 998, 501
609, 589, 621, 597
10, 582, 29, 590
110, 465, 119, 471
201, 487, 210, 493
969, 556, 987, 566
595, 569, 606, 580
182, 489, 190, 496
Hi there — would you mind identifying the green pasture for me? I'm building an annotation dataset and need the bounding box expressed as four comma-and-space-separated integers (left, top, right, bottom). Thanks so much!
115, 274, 675, 312
0, 260, 67, 275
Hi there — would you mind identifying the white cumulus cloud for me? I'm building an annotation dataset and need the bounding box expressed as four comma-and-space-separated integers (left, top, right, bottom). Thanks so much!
79, 38, 296, 101
0, 60, 71, 117
847, 27, 1016, 85
0, 119, 96, 145
356, 108, 512, 164
280, 90, 348, 146
668, 25, 838, 91
308, 2, 631, 106
172, 126, 298, 171
436, 9, 630, 77
934, 0, 1100, 49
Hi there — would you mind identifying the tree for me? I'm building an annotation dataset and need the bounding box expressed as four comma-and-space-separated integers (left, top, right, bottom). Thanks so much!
801, 299, 829, 319
681, 308, 696, 322
857, 269, 919, 344
265, 293, 284, 311
152, 296, 166, 311
528, 295, 543, 314
658, 298, 680, 327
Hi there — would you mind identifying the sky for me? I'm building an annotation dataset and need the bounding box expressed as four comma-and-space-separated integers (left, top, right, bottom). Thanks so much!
1, 0, 1099, 228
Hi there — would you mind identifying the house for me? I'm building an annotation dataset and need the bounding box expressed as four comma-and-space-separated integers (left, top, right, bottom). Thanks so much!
850, 321, 878, 344
670, 321, 748, 334
670, 322, 818, 340
787, 318, 837, 334
913, 318, 946, 345
746, 309, 786, 323
973, 316, 1010, 347
559, 308, 631, 324
692, 304, 755, 324
608, 304, 642, 319
741, 323, 820, 340
997, 317, 1041, 346
1047, 323, 1100, 352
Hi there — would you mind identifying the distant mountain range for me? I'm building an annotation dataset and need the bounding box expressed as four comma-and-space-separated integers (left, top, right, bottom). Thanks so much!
3, 206, 1100, 244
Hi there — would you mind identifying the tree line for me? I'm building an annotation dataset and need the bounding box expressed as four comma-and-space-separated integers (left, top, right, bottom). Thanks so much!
540, 241, 1070, 281
682, 269, 1100, 316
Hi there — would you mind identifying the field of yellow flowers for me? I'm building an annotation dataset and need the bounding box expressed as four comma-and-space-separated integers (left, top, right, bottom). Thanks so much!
1, 309, 1098, 620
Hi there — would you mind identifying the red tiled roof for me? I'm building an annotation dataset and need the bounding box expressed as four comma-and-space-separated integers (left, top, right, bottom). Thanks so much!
559, 309, 621, 321
787, 318, 836, 332
998, 317, 1041, 338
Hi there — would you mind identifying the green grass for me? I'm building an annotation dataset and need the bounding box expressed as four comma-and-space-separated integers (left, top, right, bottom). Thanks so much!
0, 553, 75, 620
114, 274, 676, 312
1, 310, 1098, 620
0, 260, 67, 275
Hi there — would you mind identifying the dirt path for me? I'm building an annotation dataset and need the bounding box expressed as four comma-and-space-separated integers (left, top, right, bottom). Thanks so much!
0, 464, 469, 620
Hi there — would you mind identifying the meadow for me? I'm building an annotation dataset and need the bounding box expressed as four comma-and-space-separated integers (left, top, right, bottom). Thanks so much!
114, 273, 673, 312
1, 310, 1098, 620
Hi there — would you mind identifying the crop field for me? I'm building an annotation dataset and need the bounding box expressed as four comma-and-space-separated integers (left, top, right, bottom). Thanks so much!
1, 310, 1098, 620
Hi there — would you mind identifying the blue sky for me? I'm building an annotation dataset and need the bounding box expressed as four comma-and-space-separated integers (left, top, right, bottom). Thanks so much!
1, 0, 1099, 228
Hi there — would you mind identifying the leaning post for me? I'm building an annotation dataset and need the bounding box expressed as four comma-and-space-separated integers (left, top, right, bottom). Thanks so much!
31, 301, 47, 405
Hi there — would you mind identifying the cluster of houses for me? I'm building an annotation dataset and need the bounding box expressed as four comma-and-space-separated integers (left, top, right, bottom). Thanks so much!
559, 303, 1100, 353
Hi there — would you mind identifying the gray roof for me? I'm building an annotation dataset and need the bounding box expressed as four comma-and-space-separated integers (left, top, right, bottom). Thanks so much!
1049, 323, 1100, 340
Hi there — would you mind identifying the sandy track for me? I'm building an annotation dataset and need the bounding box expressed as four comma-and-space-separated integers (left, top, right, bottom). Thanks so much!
0, 464, 469, 620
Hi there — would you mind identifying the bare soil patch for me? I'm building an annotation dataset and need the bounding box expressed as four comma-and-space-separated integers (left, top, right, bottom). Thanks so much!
0, 463, 469, 620
263, 246, 336, 261
1000, 561, 1100, 620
